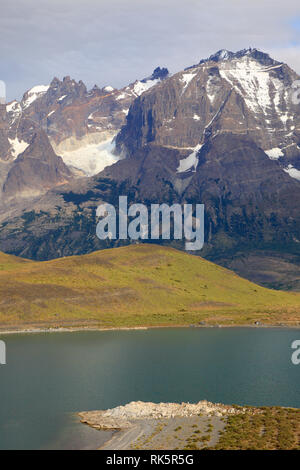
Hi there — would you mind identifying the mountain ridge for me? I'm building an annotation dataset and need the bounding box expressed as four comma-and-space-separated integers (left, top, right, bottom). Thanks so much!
1, 49, 300, 291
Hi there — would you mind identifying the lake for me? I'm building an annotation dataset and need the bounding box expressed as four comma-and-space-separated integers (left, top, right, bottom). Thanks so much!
0, 327, 299, 449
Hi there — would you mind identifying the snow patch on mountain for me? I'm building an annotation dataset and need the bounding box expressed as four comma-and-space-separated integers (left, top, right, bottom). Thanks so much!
60, 137, 120, 176
8, 137, 29, 158
6, 101, 22, 123
22, 85, 49, 109
284, 164, 300, 181
265, 148, 284, 160
219, 58, 286, 116
206, 76, 218, 103
177, 144, 203, 173
6, 101, 18, 113
180, 72, 197, 92
218, 50, 231, 60
133, 79, 159, 97
116, 93, 127, 101
58, 95, 67, 102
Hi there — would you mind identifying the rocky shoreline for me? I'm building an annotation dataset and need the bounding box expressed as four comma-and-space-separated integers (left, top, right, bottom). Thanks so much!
79, 400, 242, 430
78, 401, 300, 450
78, 400, 244, 450
1, 323, 299, 336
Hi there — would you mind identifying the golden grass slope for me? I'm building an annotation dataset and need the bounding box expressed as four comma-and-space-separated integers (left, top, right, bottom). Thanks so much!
0, 244, 299, 329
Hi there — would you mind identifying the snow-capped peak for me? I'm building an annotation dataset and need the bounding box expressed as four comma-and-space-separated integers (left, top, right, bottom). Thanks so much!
132, 67, 169, 97
218, 49, 230, 60
22, 84, 49, 109
193, 48, 281, 69
207, 49, 233, 62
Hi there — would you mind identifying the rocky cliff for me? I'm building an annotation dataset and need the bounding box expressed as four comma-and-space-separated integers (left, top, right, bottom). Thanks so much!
0, 49, 300, 290
3, 130, 72, 201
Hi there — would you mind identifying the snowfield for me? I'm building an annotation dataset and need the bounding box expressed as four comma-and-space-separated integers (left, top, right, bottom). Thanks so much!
177, 144, 203, 173
60, 137, 120, 176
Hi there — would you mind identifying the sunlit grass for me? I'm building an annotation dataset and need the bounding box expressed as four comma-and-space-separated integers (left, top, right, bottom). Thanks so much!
0, 244, 299, 328
211, 407, 300, 450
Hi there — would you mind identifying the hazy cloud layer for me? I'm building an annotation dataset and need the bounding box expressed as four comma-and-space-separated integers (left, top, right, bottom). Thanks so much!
1, 0, 300, 100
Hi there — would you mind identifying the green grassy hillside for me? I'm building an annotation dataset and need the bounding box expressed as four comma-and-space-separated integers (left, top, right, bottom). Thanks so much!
0, 244, 299, 329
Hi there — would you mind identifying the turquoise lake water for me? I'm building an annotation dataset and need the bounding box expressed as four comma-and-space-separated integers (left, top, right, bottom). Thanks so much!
0, 327, 299, 449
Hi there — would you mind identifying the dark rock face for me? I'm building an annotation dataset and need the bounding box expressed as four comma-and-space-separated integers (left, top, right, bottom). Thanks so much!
142, 67, 169, 82
3, 130, 72, 200
185, 134, 300, 251
109, 49, 300, 286
0, 105, 10, 161
111, 46, 300, 271
103, 132, 300, 255
197, 48, 280, 67
0, 50, 300, 290
117, 49, 300, 165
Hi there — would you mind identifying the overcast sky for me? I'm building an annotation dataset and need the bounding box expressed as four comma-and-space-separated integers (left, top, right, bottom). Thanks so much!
1, 0, 300, 101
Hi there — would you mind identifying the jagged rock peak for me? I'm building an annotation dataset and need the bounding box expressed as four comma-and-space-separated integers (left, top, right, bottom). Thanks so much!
141, 67, 169, 83
50, 77, 61, 87
49, 76, 87, 92
19, 129, 57, 160
233, 48, 281, 66
186, 48, 282, 70
150, 67, 169, 80
202, 49, 235, 63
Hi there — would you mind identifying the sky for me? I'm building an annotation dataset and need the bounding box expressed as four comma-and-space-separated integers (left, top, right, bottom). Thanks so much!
1, 0, 300, 101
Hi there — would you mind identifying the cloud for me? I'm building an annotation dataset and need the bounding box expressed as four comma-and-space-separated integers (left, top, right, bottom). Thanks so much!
1, 0, 300, 100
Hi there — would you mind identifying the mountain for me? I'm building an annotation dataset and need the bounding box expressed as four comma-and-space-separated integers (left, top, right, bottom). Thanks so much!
2, 130, 72, 201
0, 244, 299, 330
0, 49, 300, 290
108, 48, 300, 287
3, 68, 169, 177
116, 48, 300, 174
0, 104, 10, 161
